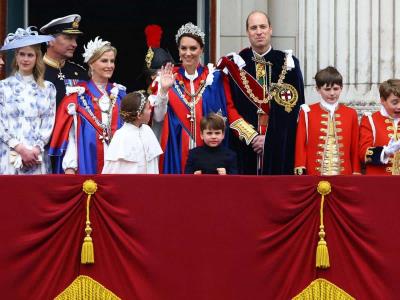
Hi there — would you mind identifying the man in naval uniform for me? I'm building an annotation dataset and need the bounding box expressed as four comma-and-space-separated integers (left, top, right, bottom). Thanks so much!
218, 10, 305, 175
40, 14, 88, 107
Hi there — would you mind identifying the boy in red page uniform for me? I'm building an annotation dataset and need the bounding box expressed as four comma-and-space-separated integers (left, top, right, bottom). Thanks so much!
295, 66, 360, 175
359, 79, 400, 175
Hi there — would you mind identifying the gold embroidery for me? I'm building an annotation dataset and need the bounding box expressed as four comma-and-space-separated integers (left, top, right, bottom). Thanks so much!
145, 47, 154, 69
319, 118, 341, 175
255, 63, 266, 78
239, 55, 288, 104
230, 118, 258, 145
273, 83, 299, 113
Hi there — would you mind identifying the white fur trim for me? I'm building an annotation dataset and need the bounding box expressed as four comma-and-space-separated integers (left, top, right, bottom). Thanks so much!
301, 104, 310, 142
65, 86, 85, 96
205, 63, 215, 86
364, 112, 376, 145
282, 49, 295, 70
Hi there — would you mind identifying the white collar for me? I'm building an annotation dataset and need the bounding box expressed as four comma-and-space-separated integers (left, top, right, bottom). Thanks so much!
16, 72, 34, 83
252, 45, 272, 57
184, 69, 199, 81
380, 105, 400, 123
320, 99, 339, 117
125, 122, 142, 130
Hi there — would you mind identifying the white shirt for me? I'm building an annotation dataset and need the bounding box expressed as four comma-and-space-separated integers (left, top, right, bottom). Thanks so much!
102, 123, 163, 174
320, 99, 339, 118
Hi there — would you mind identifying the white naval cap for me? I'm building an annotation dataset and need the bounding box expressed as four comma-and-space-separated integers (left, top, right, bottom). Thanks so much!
40, 14, 83, 35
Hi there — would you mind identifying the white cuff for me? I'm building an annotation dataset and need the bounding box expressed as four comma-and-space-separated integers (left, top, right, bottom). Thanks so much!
381, 147, 390, 164
7, 138, 20, 149
152, 91, 169, 122
62, 125, 78, 171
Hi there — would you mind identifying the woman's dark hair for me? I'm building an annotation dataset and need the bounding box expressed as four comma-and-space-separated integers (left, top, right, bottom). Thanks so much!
177, 33, 204, 48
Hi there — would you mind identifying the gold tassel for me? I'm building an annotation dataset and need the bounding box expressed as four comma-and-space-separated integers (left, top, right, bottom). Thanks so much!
81, 180, 97, 264
316, 181, 331, 269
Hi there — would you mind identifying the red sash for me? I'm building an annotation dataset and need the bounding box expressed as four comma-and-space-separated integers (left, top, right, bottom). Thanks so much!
217, 56, 270, 115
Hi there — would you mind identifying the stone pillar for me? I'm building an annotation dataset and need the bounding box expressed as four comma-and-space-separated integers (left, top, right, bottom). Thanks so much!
298, 0, 400, 113
218, 0, 268, 58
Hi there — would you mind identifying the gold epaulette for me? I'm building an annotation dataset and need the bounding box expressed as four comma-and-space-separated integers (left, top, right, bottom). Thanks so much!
230, 118, 258, 145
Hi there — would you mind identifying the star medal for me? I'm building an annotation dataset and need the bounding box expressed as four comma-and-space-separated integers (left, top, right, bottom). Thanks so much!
57, 71, 66, 81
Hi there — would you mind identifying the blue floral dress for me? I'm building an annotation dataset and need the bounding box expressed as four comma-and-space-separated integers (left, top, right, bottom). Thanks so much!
0, 72, 56, 174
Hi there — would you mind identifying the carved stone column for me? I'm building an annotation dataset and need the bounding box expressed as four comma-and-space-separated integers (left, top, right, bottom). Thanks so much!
298, 0, 400, 114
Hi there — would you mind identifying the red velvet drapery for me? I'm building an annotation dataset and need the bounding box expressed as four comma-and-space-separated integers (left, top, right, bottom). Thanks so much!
0, 175, 398, 299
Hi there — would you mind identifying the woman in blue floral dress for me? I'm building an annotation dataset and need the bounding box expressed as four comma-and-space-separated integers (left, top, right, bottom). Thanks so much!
0, 27, 56, 174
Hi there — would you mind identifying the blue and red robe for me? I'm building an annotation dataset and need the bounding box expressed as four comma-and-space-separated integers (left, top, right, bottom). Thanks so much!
159, 65, 233, 174
49, 80, 125, 174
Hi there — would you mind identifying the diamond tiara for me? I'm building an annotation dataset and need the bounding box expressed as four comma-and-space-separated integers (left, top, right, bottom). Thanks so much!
136, 91, 147, 115
175, 22, 205, 44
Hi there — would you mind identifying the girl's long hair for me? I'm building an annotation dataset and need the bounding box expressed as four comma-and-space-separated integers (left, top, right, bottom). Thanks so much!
12, 44, 46, 88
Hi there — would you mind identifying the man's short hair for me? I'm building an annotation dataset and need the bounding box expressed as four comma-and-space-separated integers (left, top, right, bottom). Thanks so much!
200, 113, 226, 132
314, 66, 343, 88
246, 10, 271, 30
379, 79, 400, 100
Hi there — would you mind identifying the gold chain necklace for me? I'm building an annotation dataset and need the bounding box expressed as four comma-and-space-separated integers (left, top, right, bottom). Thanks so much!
239, 55, 288, 104
173, 78, 207, 149
173, 80, 207, 107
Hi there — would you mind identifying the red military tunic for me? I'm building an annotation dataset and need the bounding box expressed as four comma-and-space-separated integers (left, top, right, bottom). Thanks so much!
295, 103, 360, 175
359, 109, 400, 175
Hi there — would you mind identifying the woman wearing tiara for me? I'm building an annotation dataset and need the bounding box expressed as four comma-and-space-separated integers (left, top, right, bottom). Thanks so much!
49, 37, 126, 174
0, 27, 56, 174
153, 22, 253, 174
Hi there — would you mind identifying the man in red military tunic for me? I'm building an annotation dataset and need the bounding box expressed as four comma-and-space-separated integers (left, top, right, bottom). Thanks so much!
295, 66, 360, 175
359, 79, 400, 175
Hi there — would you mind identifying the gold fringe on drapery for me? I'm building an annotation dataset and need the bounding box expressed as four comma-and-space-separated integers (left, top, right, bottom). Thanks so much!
81, 180, 97, 264
316, 181, 331, 269
55, 275, 121, 300
292, 278, 355, 300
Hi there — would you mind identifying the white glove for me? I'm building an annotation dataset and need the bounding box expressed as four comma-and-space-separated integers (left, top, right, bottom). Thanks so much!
9, 150, 23, 169
9, 146, 42, 169
384, 137, 400, 156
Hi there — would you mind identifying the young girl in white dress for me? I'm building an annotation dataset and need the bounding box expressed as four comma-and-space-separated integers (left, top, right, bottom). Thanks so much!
102, 91, 163, 174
